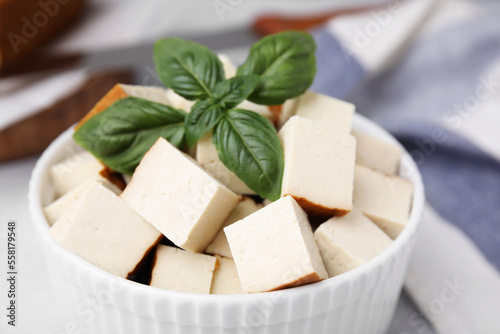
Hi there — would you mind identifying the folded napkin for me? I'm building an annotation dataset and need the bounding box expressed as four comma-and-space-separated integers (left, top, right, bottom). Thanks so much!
310, 0, 500, 333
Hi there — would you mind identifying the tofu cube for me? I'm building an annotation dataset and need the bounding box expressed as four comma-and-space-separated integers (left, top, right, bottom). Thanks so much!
352, 131, 402, 174
279, 96, 299, 128
314, 207, 393, 277
279, 116, 356, 217
210, 256, 243, 294
49, 181, 162, 278
150, 245, 217, 294
225, 196, 328, 293
279, 90, 354, 134
237, 100, 275, 123
353, 164, 414, 239
121, 137, 241, 252
218, 54, 237, 78
44, 178, 121, 226
76, 84, 174, 129
165, 89, 195, 112
118, 84, 172, 105
49, 150, 104, 197
196, 133, 255, 195
205, 197, 263, 258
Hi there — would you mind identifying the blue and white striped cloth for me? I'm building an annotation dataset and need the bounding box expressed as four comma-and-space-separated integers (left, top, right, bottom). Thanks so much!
310, 0, 500, 333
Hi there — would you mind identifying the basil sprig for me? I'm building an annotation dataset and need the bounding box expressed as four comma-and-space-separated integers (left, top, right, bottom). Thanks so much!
73, 31, 316, 200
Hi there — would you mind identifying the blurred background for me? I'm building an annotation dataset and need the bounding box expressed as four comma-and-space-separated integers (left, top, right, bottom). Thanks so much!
0, 0, 387, 161
1, 0, 499, 333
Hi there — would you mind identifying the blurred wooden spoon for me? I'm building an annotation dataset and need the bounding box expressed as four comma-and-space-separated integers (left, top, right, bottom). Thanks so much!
253, 1, 390, 35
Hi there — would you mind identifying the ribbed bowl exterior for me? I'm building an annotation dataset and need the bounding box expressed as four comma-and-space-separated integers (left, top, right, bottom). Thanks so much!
29, 114, 425, 334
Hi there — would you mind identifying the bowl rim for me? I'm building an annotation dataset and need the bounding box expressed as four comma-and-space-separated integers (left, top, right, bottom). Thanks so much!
28, 113, 425, 306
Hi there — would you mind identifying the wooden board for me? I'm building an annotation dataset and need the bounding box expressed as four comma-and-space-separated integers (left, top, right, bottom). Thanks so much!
0, 0, 86, 69
0, 69, 132, 161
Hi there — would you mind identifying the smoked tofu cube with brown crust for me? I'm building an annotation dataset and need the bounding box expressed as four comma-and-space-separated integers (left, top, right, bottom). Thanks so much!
75, 84, 173, 129
279, 90, 354, 133
279, 116, 356, 217
314, 207, 393, 277
120, 137, 241, 252
205, 197, 263, 259
49, 150, 104, 197
353, 164, 414, 239
352, 131, 402, 175
150, 245, 217, 294
210, 256, 244, 295
225, 196, 328, 293
49, 181, 162, 279
44, 178, 121, 226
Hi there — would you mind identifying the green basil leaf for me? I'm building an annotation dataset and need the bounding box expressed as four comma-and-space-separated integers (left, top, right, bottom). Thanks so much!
236, 30, 316, 105
213, 109, 284, 200
213, 75, 259, 109
154, 38, 224, 101
185, 100, 223, 147
73, 97, 187, 175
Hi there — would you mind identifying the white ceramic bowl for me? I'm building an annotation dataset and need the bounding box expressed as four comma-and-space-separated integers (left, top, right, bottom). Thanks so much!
29, 113, 424, 334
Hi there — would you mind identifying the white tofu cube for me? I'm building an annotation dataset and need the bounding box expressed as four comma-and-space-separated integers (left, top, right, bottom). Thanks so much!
280, 97, 299, 128
279, 91, 354, 134
210, 256, 243, 294
218, 54, 237, 78
122, 174, 132, 185
44, 178, 121, 226
353, 164, 414, 239
314, 207, 393, 277
49, 150, 104, 197
352, 131, 402, 174
121, 137, 241, 252
165, 89, 195, 112
119, 84, 172, 105
150, 245, 217, 294
77, 84, 176, 129
196, 133, 255, 195
49, 181, 162, 278
205, 197, 263, 258
237, 100, 275, 123
225, 196, 328, 293
279, 116, 356, 217
262, 199, 274, 207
